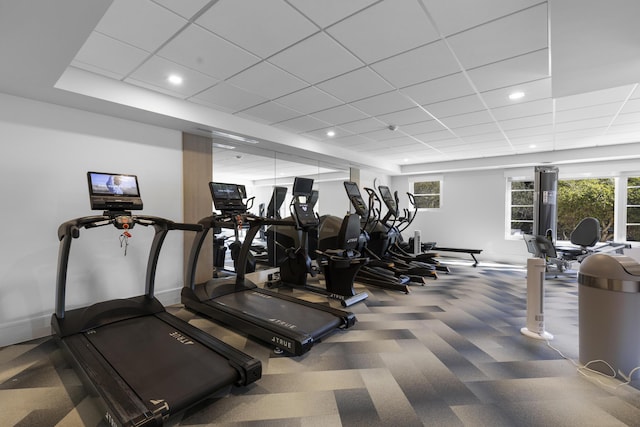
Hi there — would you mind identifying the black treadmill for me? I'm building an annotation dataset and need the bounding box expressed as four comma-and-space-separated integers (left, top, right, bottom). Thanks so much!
51, 172, 261, 427
181, 182, 356, 356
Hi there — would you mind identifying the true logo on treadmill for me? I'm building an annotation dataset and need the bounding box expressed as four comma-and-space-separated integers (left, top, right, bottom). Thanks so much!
268, 318, 297, 329
104, 411, 117, 427
271, 336, 293, 350
169, 331, 194, 345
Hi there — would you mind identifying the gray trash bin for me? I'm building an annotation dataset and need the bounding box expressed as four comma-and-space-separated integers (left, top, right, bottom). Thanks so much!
578, 253, 640, 378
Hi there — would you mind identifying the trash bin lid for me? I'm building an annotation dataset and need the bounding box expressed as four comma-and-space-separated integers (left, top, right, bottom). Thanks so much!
578, 253, 640, 292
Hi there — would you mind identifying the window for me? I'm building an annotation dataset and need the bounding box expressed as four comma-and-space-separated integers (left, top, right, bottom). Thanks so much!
412, 180, 441, 208
509, 180, 534, 236
557, 178, 614, 242
627, 177, 640, 241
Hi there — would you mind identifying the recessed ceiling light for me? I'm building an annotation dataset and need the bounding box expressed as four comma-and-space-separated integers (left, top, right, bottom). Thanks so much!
529, 144, 537, 148
326, 130, 335, 137
168, 74, 183, 85
509, 91, 525, 100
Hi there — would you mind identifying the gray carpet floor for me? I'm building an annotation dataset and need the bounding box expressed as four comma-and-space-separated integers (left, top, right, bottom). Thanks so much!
2, 260, 639, 426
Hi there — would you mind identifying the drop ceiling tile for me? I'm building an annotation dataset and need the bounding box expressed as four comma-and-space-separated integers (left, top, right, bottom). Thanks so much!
491, 98, 553, 120
72, 32, 149, 79
327, 0, 439, 63
275, 115, 331, 133
191, 82, 268, 113
153, 0, 211, 19
414, 130, 459, 145
376, 107, 432, 127
361, 128, 408, 142
238, 101, 302, 124
423, 0, 542, 36
424, 94, 486, 118
447, 4, 548, 69
269, 32, 363, 84
453, 122, 502, 137
505, 124, 554, 139
326, 134, 376, 149
95, 0, 187, 52
400, 120, 447, 135
303, 127, 352, 141
556, 84, 635, 111
227, 62, 308, 99
371, 40, 460, 88
439, 110, 494, 128
197, 0, 317, 58
125, 55, 218, 98
158, 25, 260, 80
466, 49, 549, 92
276, 86, 343, 114
611, 111, 640, 125
288, 0, 377, 28
499, 113, 553, 131
351, 91, 415, 116
619, 98, 640, 114
554, 117, 611, 133
400, 72, 475, 105
311, 104, 369, 125
555, 103, 620, 123
339, 117, 386, 134
481, 78, 551, 109
317, 67, 395, 102
460, 132, 506, 144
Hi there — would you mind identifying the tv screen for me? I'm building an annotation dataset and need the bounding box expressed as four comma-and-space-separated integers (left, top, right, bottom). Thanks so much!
209, 182, 242, 201
87, 172, 143, 210
293, 177, 314, 197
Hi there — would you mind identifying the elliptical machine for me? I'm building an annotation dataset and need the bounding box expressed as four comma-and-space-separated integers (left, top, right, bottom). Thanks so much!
267, 177, 369, 307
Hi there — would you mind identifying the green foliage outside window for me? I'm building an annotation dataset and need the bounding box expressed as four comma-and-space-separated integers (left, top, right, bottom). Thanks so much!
413, 181, 440, 209
557, 178, 615, 241
627, 177, 640, 241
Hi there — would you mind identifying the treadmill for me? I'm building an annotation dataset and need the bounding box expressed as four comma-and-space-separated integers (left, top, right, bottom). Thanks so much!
181, 182, 356, 356
51, 172, 261, 427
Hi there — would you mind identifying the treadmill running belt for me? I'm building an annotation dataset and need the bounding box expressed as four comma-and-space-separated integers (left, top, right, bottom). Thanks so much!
86, 315, 237, 414
216, 290, 342, 339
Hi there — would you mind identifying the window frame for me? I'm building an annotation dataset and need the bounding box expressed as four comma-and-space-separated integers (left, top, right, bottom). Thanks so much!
408, 176, 443, 210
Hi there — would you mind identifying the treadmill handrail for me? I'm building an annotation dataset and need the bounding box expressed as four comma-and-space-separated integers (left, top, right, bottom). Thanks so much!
55, 214, 202, 319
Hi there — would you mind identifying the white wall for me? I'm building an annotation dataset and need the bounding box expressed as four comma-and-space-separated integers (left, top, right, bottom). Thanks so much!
391, 169, 529, 264
0, 93, 184, 347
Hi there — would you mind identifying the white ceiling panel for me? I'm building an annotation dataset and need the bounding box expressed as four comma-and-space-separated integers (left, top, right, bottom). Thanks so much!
72, 32, 149, 79
95, 0, 187, 52
152, 0, 212, 20
12, 0, 640, 179
466, 49, 549, 92
371, 40, 460, 88
422, 0, 543, 36
125, 55, 218, 98
317, 67, 395, 103
275, 86, 343, 115
327, 0, 440, 63
288, 0, 377, 28
351, 91, 415, 116
227, 61, 308, 100
197, 0, 317, 58
269, 32, 363, 84
311, 104, 369, 125
274, 115, 331, 133
191, 82, 268, 113
481, 78, 551, 109
158, 25, 260, 80
424, 94, 486, 118
400, 72, 475, 105
239, 101, 302, 124
447, 4, 548, 69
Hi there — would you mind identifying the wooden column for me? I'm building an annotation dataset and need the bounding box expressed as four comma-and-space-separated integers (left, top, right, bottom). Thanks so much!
183, 132, 213, 284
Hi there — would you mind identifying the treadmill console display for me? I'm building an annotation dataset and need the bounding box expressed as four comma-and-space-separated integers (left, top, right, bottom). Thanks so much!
267, 186, 287, 218
209, 182, 246, 213
293, 177, 314, 197
87, 171, 143, 211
